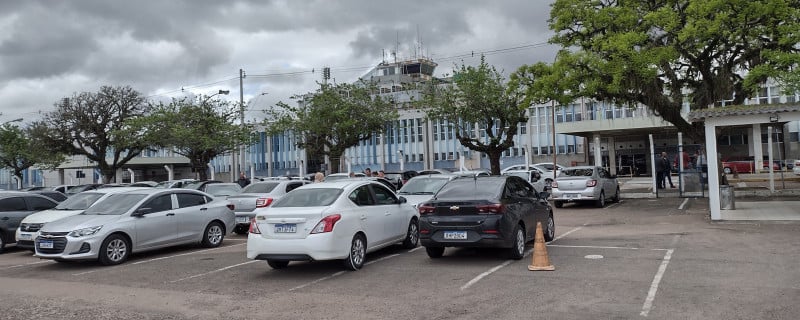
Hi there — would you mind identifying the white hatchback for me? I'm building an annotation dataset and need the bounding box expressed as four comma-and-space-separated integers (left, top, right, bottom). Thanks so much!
247, 180, 419, 270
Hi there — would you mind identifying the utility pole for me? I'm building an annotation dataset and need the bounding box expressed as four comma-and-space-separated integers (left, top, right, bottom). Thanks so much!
239, 68, 246, 179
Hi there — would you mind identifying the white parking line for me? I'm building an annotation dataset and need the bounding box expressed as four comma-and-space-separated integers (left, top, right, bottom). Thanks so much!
408, 246, 423, 253
549, 244, 669, 251
168, 260, 259, 283
1, 260, 51, 270
678, 198, 689, 210
550, 226, 582, 244
289, 271, 346, 292
364, 254, 400, 266
640, 249, 674, 317
72, 243, 246, 276
605, 200, 624, 209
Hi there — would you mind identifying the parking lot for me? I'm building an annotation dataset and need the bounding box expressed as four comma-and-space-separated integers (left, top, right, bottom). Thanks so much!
1, 198, 799, 319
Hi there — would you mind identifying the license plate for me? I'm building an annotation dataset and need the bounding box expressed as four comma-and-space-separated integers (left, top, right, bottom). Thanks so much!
443, 231, 467, 240
39, 240, 54, 249
274, 223, 297, 233
18, 233, 33, 241
566, 193, 579, 199
236, 216, 250, 224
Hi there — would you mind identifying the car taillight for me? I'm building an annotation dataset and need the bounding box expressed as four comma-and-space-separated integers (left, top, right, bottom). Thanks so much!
586, 180, 597, 187
226, 203, 235, 211
476, 203, 505, 214
551, 181, 558, 188
256, 198, 274, 208
418, 204, 435, 215
248, 218, 261, 234
311, 214, 341, 234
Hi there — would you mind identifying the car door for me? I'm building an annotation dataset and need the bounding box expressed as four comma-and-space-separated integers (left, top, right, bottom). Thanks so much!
369, 183, 407, 239
506, 178, 537, 240
0, 196, 31, 242
348, 185, 387, 247
598, 168, 614, 194
133, 193, 178, 249
175, 192, 211, 242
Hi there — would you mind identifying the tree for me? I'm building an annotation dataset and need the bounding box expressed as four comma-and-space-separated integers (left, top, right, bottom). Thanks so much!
33, 86, 149, 183
126, 96, 249, 181
266, 81, 396, 174
419, 56, 527, 175
0, 122, 66, 188
548, 0, 800, 140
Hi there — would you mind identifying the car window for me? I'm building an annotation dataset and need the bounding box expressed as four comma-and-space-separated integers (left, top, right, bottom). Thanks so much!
510, 177, 534, 197
0, 197, 28, 211
285, 182, 304, 192
140, 194, 173, 213
85, 194, 147, 215
27, 196, 57, 210
436, 178, 503, 200
55, 192, 104, 210
562, 168, 593, 177
272, 188, 342, 207
371, 184, 397, 205
348, 186, 374, 206
176, 193, 207, 208
242, 182, 279, 193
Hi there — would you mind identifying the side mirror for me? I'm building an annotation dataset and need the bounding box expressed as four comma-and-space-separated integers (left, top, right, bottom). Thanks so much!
397, 196, 408, 204
132, 207, 152, 216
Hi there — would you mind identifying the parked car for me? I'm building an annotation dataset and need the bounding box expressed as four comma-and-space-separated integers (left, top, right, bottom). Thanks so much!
0, 192, 59, 253
532, 162, 564, 177
247, 180, 419, 270
396, 174, 461, 208
323, 172, 365, 182
417, 175, 554, 260
65, 184, 104, 196
721, 157, 781, 174
500, 164, 537, 174
128, 181, 158, 187
794, 160, 800, 175
203, 183, 242, 198
15, 187, 148, 251
34, 188, 235, 265
226, 180, 311, 234
27, 190, 68, 202
502, 168, 549, 193
154, 179, 198, 189
383, 170, 419, 189
183, 180, 223, 192
452, 169, 491, 177
417, 168, 456, 175
551, 166, 620, 208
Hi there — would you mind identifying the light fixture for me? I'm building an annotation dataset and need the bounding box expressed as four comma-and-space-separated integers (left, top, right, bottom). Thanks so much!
769, 114, 780, 123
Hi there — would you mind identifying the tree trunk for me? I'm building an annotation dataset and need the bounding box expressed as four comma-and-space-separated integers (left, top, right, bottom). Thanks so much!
194, 163, 209, 181
487, 150, 503, 175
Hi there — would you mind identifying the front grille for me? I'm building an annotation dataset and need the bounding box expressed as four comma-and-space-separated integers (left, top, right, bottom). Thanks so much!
35, 236, 68, 254
39, 231, 69, 237
20, 223, 44, 232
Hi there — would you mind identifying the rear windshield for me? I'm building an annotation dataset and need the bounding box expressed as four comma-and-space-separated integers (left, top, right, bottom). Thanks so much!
272, 188, 342, 207
398, 177, 450, 195
242, 182, 279, 193
435, 179, 503, 200
562, 168, 594, 177
55, 192, 105, 210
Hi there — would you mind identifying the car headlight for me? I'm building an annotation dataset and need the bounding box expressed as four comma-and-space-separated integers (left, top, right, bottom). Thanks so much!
68, 226, 103, 238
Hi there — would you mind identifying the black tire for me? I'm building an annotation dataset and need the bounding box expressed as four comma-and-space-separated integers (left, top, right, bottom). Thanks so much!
267, 260, 289, 269
507, 224, 525, 260
201, 222, 225, 248
0, 232, 5, 254
544, 214, 555, 242
343, 234, 366, 271
611, 187, 620, 203
425, 246, 445, 258
401, 219, 419, 249
233, 225, 248, 235
98, 234, 130, 266
554, 201, 563, 208
595, 191, 605, 208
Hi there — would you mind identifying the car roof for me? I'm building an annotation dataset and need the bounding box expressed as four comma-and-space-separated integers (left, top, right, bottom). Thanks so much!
0, 191, 56, 200
83, 187, 153, 194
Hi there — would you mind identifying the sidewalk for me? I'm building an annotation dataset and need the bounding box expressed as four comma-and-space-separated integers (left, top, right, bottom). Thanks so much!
618, 173, 800, 221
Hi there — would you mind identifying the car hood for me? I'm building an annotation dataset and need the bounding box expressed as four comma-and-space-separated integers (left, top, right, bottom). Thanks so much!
400, 194, 435, 208
21, 209, 84, 224
39, 214, 122, 233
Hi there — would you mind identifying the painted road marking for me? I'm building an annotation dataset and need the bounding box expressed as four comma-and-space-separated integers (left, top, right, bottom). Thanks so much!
1, 260, 51, 270
72, 243, 246, 276
168, 260, 258, 283
678, 198, 689, 210
288, 253, 402, 292
641, 249, 674, 317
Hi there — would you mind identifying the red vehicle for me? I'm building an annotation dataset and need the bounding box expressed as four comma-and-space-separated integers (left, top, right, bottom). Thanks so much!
721, 157, 781, 174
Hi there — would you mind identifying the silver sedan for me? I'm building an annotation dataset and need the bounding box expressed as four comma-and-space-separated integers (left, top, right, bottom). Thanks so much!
35, 188, 235, 265
551, 166, 620, 208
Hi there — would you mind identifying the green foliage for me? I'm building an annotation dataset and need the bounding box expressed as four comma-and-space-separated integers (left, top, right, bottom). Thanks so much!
265, 81, 397, 173
419, 56, 527, 174
0, 123, 66, 183
32, 86, 149, 183
127, 96, 249, 180
548, 0, 800, 140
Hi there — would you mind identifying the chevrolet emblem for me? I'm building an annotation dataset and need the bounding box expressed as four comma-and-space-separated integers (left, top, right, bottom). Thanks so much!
450, 206, 460, 211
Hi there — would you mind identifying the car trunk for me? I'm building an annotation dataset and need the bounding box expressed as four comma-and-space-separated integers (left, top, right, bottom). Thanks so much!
556, 177, 590, 191
256, 207, 326, 239
227, 193, 269, 212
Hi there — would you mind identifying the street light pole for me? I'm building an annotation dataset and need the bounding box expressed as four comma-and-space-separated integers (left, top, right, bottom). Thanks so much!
239, 68, 246, 180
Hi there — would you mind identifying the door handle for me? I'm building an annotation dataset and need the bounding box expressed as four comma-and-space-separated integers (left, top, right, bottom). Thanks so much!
360, 215, 367, 220
200, 207, 208, 211
166, 213, 175, 216
385, 212, 391, 216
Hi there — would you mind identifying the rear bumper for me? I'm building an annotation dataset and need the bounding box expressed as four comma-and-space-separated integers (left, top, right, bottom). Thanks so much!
418, 216, 514, 248
246, 232, 348, 261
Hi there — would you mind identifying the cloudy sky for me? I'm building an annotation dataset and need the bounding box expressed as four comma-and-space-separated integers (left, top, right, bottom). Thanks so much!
0, 0, 559, 124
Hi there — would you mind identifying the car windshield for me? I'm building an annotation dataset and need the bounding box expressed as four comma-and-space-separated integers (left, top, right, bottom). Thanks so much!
205, 184, 241, 196
562, 168, 594, 177
242, 182, 279, 193
154, 181, 172, 188
272, 188, 342, 207
55, 192, 105, 210
83, 194, 147, 215
435, 179, 503, 200
503, 172, 530, 180
398, 177, 450, 195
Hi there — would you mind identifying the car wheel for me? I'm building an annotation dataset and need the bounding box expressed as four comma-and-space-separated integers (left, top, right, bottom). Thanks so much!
425, 246, 445, 259
544, 214, 555, 242
343, 234, 366, 271
401, 219, 419, 249
267, 260, 289, 269
595, 192, 605, 208
233, 225, 248, 235
507, 224, 525, 260
0, 232, 5, 254
723, 167, 732, 174
611, 187, 620, 203
201, 222, 225, 248
98, 234, 130, 266
554, 201, 563, 208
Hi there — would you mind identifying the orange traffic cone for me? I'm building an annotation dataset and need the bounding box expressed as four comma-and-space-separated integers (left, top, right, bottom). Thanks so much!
528, 221, 555, 271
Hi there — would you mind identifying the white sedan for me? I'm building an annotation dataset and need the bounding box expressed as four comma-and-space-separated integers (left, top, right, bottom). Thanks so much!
247, 180, 419, 270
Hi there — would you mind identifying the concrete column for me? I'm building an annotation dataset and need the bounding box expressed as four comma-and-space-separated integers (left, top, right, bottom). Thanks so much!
607, 137, 617, 175
593, 134, 602, 167
768, 126, 775, 192
207, 164, 215, 180
127, 169, 135, 183
705, 122, 721, 221
752, 123, 763, 173
164, 165, 174, 181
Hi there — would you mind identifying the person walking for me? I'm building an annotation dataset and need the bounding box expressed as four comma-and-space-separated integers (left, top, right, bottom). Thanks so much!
237, 171, 251, 187
659, 152, 675, 189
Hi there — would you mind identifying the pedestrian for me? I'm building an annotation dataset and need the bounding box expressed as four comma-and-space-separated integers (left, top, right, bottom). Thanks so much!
377, 170, 385, 178
658, 152, 675, 189
237, 171, 250, 187
364, 167, 372, 177
314, 172, 325, 183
